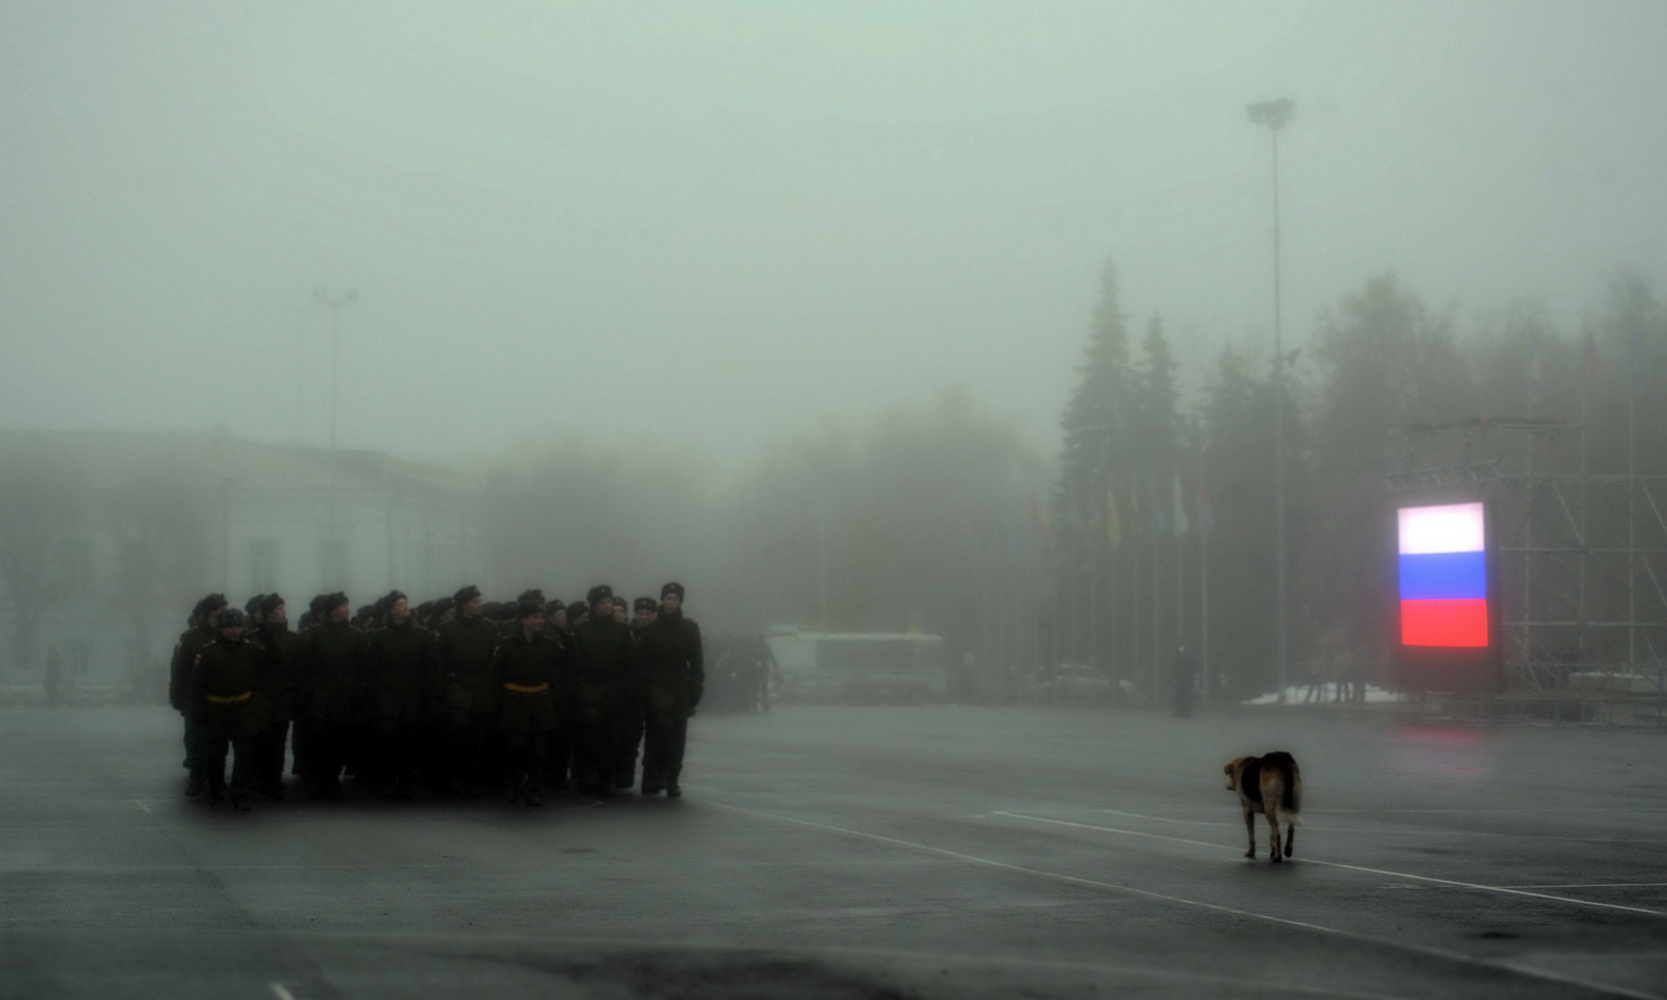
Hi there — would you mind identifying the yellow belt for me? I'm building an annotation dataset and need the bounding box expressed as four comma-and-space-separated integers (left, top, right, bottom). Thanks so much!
504, 682, 549, 694
205, 692, 251, 704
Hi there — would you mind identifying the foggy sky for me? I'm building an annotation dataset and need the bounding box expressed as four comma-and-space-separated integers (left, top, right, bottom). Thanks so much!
3, 1, 1663, 469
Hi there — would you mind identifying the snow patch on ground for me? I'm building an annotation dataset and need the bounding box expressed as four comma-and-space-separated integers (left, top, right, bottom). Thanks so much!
1243, 683, 1405, 706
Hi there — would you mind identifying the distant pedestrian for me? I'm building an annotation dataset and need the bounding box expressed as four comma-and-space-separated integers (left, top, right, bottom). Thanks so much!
43, 646, 64, 707
1172, 643, 1197, 719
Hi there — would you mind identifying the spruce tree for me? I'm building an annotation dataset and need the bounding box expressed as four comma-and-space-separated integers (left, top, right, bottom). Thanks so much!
1055, 262, 1135, 681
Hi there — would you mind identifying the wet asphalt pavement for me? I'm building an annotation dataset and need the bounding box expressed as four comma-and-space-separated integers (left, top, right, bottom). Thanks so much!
2, 703, 1665, 999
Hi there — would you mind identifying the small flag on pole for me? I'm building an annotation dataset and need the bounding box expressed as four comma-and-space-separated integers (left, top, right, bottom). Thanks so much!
1528, 341, 1544, 409
1172, 475, 1190, 535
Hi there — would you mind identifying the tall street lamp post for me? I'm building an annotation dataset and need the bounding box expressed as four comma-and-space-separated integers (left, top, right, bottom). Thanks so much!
314, 287, 358, 452
1247, 98, 1293, 702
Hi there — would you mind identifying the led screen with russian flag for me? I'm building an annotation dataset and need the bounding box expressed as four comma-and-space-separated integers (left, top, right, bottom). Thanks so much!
1397, 501, 1490, 648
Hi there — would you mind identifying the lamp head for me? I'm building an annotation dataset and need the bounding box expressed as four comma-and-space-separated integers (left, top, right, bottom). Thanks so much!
1246, 98, 1295, 130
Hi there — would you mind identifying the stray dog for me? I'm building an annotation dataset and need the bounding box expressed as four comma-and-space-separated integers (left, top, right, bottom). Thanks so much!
1223, 752, 1302, 862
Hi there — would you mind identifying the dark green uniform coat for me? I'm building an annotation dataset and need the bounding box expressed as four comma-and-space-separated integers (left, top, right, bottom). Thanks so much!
169, 625, 216, 715
367, 620, 438, 725
251, 623, 302, 730
492, 629, 559, 733
297, 620, 367, 722
570, 617, 639, 721
436, 616, 501, 719
638, 612, 704, 721
188, 635, 264, 741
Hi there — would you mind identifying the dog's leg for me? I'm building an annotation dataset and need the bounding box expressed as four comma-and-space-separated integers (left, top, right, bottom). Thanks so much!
1242, 808, 1256, 858
1265, 804, 1283, 862
1284, 822, 1295, 858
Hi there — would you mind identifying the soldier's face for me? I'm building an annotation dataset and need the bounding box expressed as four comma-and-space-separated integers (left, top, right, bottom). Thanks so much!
634, 609, 655, 627
390, 598, 410, 623
265, 604, 287, 626
661, 593, 682, 615
329, 604, 350, 624
463, 597, 483, 619
521, 613, 544, 636
552, 610, 567, 629
219, 625, 244, 642
613, 602, 628, 622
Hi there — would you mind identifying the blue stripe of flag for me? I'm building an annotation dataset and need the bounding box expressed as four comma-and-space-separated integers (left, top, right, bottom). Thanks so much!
1398, 551, 1486, 601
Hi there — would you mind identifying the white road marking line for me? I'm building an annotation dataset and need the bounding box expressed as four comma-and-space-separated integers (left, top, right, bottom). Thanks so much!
1100, 808, 1232, 825
1321, 807, 1667, 815
1498, 882, 1667, 890
707, 801, 1663, 1000
132, 799, 152, 814
1097, 808, 1667, 844
269, 983, 296, 1000
1000, 812, 1667, 919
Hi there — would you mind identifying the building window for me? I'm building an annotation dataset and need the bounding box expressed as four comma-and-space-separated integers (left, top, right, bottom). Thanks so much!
320, 537, 348, 591
250, 539, 276, 592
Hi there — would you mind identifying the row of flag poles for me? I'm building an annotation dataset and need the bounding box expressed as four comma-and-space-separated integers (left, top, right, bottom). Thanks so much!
1030, 475, 1211, 550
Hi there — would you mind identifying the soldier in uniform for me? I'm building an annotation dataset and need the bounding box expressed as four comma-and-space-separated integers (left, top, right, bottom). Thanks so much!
436, 584, 500, 797
611, 596, 630, 625
187, 608, 264, 810
366, 590, 436, 799
638, 582, 703, 798
170, 593, 227, 797
296, 592, 364, 799
494, 601, 559, 807
541, 599, 577, 791
569, 584, 637, 797
250, 593, 301, 800
621, 596, 658, 787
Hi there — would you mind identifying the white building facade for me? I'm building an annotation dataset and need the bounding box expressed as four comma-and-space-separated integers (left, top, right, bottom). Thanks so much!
0, 430, 492, 704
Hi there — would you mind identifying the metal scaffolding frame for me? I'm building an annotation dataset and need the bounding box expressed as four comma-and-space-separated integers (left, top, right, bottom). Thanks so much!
1391, 417, 1667, 693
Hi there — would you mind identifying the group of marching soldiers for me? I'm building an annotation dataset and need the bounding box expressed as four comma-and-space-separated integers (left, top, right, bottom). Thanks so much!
168, 582, 703, 811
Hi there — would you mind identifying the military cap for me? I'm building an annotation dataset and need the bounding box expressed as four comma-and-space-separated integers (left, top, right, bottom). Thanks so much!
322, 592, 350, 613
454, 584, 482, 607
216, 608, 248, 630
515, 600, 544, 621
661, 581, 686, 600
516, 588, 546, 606
257, 593, 285, 618
545, 599, 565, 614
586, 584, 613, 605
634, 596, 657, 612
193, 593, 229, 618
566, 599, 587, 620
244, 594, 265, 617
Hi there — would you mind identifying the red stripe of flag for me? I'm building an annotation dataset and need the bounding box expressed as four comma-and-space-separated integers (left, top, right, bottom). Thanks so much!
1401, 599, 1489, 647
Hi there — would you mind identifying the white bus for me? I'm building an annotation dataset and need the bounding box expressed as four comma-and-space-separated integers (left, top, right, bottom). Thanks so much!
764, 629, 949, 704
